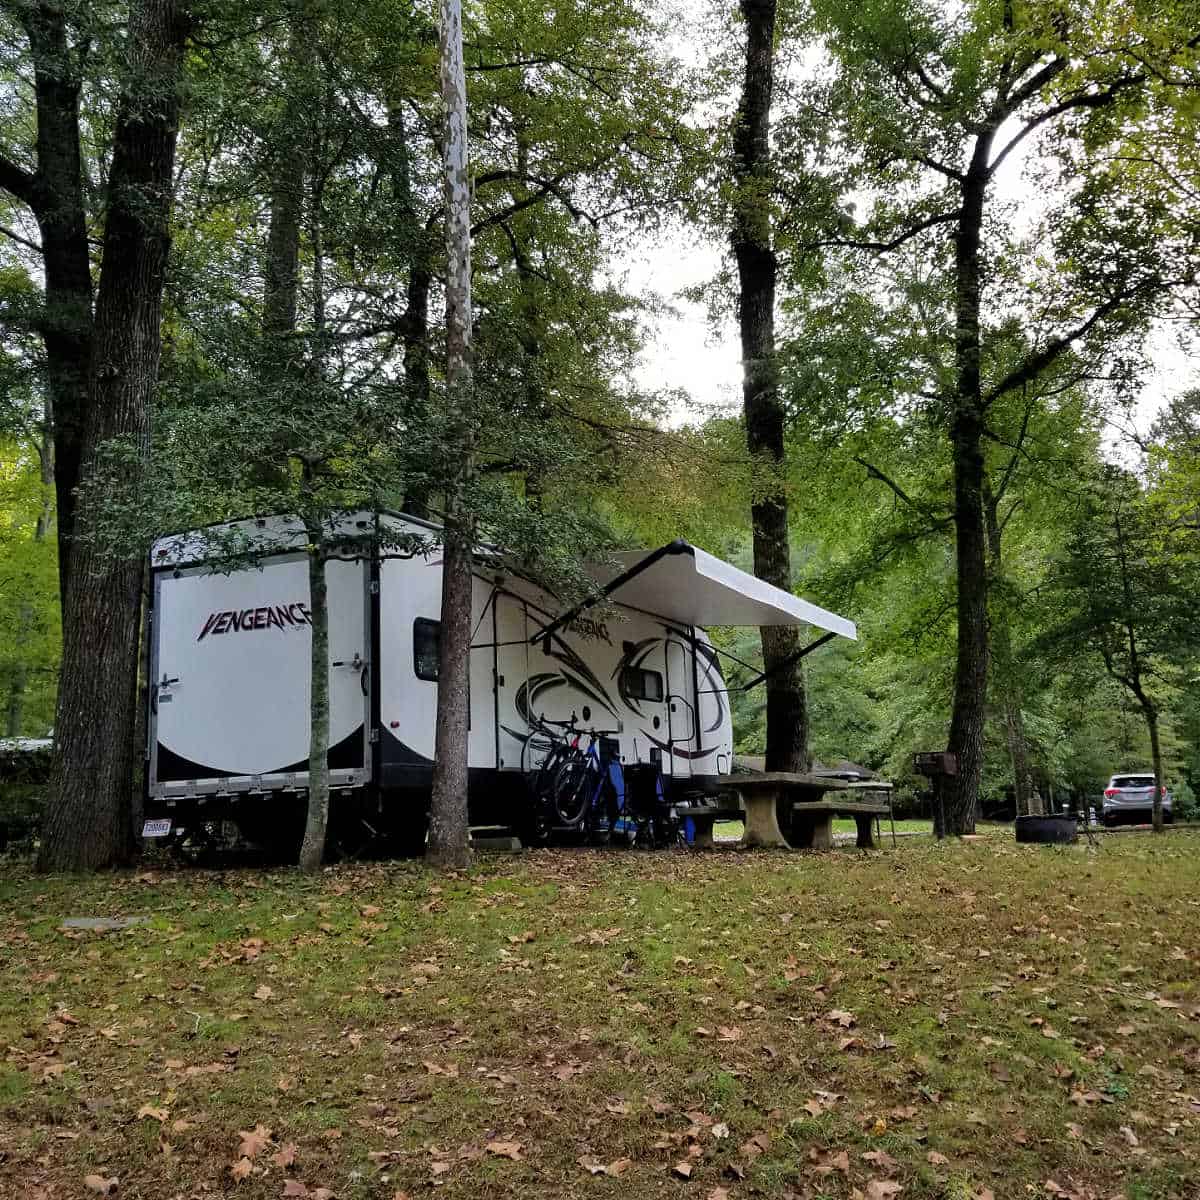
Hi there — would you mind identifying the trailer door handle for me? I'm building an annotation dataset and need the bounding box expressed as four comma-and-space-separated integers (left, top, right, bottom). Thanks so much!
332, 652, 364, 669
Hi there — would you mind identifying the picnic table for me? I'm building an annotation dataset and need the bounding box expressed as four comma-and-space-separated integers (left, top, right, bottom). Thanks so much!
676, 772, 891, 850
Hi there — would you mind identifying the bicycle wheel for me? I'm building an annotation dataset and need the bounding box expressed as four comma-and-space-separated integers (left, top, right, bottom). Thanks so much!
552, 754, 593, 826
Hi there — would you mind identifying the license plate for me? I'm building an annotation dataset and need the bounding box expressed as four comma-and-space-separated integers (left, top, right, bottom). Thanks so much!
142, 818, 172, 838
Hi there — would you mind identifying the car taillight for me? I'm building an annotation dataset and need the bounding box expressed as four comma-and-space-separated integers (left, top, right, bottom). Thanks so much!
1104, 788, 1117, 797
1161, 786, 1167, 797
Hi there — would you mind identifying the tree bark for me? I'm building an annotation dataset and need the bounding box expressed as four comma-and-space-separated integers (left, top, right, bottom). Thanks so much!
731, 0, 807, 773
426, 0, 474, 870
983, 478, 1037, 816
10, 3, 95, 605
38, 0, 190, 873
1146, 706, 1165, 833
261, 23, 306, 358
298, 523, 330, 871
387, 101, 434, 519
944, 134, 996, 835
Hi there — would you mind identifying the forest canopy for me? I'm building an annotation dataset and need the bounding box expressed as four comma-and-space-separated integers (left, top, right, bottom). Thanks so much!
1, 0, 1198, 867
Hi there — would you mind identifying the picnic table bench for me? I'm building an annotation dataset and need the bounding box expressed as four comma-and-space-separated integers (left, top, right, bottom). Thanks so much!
676, 773, 891, 850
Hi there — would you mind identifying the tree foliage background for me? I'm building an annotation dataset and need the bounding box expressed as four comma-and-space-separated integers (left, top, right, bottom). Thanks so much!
0, 0, 1198, 840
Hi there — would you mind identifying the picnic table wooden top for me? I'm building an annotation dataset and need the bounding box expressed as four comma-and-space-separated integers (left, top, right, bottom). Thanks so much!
729, 772, 849, 792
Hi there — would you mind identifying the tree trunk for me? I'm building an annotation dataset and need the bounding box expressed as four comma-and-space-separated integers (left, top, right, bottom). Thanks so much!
299, 530, 330, 870
10, 3, 95, 606
731, 0, 807, 773
1145, 704, 1164, 833
387, 100, 434, 520
983, 479, 1036, 816
945, 137, 995, 835
400, 249, 433, 518
39, 0, 190, 873
261, 17, 305, 352
427, 0, 474, 870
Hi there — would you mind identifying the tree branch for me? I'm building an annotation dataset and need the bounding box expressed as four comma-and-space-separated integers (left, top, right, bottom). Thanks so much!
992, 388, 1034, 506
853, 456, 949, 521
988, 76, 1143, 177
0, 222, 41, 254
982, 288, 1152, 408
812, 209, 960, 254
0, 153, 38, 211
915, 154, 963, 182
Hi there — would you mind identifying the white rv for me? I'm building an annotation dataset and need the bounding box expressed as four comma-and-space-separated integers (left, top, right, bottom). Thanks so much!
143, 511, 856, 855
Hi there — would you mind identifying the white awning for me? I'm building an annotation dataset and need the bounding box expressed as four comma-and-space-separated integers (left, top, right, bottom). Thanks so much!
584, 541, 857, 640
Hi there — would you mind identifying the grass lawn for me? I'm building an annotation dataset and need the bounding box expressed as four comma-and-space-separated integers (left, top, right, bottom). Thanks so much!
2, 832, 1199, 1200
714, 819, 933, 841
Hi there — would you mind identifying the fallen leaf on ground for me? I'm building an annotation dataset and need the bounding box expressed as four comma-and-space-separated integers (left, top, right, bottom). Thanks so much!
230, 1157, 253, 1181
673, 1161, 693, 1179
486, 1140, 523, 1160
863, 1148, 898, 1171
865, 1181, 903, 1199
271, 1143, 298, 1168
84, 1177, 118, 1196
926, 1150, 949, 1165
254, 985, 274, 1001
238, 1125, 273, 1159
137, 1104, 169, 1122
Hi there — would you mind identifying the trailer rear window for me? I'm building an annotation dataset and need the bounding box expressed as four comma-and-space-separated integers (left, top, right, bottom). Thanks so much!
414, 618, 441, 681
621, 665, 664, 702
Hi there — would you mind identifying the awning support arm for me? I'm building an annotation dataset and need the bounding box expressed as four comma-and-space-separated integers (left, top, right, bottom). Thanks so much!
699, 631, 837, 695
528, 540, 692, 646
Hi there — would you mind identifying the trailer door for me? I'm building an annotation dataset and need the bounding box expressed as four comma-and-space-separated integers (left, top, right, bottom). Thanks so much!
665, 637, 696, 780
493, 592, 532, 771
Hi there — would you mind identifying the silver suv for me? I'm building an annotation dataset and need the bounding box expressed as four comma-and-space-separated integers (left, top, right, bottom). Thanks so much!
1102, 773, 1172, 825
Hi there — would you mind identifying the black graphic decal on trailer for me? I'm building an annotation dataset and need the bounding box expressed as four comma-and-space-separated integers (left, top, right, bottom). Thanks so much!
155, 725, 365, 782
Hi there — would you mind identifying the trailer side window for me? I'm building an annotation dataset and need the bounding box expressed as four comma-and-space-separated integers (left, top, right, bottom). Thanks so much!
414, 618, 441, 681
621, 666, 664, 702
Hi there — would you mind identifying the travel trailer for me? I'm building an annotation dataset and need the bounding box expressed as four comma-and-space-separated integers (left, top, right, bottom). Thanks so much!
142, 511, 856, 855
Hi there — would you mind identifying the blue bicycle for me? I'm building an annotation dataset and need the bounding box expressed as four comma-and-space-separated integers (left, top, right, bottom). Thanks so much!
548, 728, 633, 843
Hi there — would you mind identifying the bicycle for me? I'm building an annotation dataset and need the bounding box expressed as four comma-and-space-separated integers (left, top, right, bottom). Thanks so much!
520, 715, 582, 844
548, 727, 632, 843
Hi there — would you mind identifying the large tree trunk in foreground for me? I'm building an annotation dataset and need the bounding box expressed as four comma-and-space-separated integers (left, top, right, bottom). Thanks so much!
944, 138, 995, 835
983, 480, 1037, 816
731, 0, 807, 773
39, 0, 190, 872
426, 0, 474, 870
5, 3, 96, 606
299, 531, 330, 871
